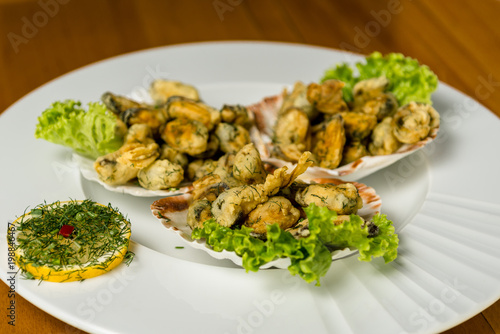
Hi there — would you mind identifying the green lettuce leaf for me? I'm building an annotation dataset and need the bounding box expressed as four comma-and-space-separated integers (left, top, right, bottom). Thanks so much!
320, 52, 438, 105
304, 204, 399, 263
35, 100, 124, 159
192, 203, 399, 286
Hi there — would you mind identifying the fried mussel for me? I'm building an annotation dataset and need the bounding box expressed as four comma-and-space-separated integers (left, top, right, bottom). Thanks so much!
185, 145, 364, 241
270, 77, 440, 169
95, 79, 254, 190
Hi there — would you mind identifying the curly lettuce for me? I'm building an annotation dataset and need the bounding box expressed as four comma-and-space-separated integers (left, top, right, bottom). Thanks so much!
321, 52, 438, 105
192, 203, 399, 286
35, 100, 124, 159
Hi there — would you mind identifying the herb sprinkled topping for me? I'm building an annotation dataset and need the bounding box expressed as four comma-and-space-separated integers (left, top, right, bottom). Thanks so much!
13, 199, 131, 271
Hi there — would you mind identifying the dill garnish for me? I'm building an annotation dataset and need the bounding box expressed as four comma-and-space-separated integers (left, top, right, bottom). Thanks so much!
13, 199, 132, 272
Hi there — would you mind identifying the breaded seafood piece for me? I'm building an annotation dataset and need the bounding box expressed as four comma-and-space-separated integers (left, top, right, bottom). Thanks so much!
186, 159, 204, 181
245, 196, 301, 234
124, 123, 154, 144
120, 107, 167, 135
191, 133, 220, 159
211, 152, 313, 227
116, 140, 159, 169
357, 93, 398, 121
340, 111, 378, 141
220, 104, 253, 129
211, 185, 268, 227
159, 144, 189, 169
94, 138, 159, 185
285, 218, 310, 239
262, 151, 314, 195
295, 183, 363, 215
94, 150, 140, 186
280, 81, 316, 119
101, 92, 147, 115
186, 199, 213, 229
392, 102, 440, 144
353, 77, 398, 120
232, 143, 267, 184
273, 107, 311, 163
149, 79, 200, 104
165, 96, 220, 131
353, 77, 389, 106
341, 140, 369, 165
193, 159, 218, 181
192, 174, 231, 202
215, 122, 251, 154
137, 159, 184, 190
368, 117, 401, 155
307, 79, 348, 114
161, 118, 209, 156
311, 115, 346, 169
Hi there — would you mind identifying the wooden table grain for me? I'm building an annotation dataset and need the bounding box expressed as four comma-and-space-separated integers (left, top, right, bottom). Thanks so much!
1, 0, 499, 333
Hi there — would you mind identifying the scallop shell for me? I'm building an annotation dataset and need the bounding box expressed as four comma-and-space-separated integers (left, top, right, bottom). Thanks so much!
247, 93, 439, 182
150, 179, 382, 269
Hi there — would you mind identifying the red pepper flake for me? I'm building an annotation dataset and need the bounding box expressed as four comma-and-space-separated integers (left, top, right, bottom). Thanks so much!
59, 225, 75, 237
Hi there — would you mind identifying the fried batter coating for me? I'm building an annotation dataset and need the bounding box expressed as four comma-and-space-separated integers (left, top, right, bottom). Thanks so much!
357, 93, 398, 121
341, 140, 369, 165
232, 143, 267, 184
186, 159, 204, 181
165, 97, 220, 131
101, 92, 146, 115
94, 125, 159, 185
124, 123, 154, 144
392, 102, 440, 144
307, 79, 348, 114
353, 77, 398, 120
211, 152, 313, 227
137, 159, 184, 190
273, 107, 311, 162
353, 77, 389, 105
149, 79, 200, 104
94, 150, 140, 185
186, 199, 213, 229
194, 159, 219, 180
311, 115, 346, 169
116, 140, 159, 169
191, 133, 220, 159
262, 151, 314, 195
215, 122, 251, 154
159, 144, 189, 169
244, 196, 301, 234
368, 117, 401, 155
211, 185, 268, 227
192, 174, 231, 202
295, 183, 362, 215
280, 81, 316, 119
121, 107, 167, 135
340, 111, 378, 140
161, 118, 209, 156
220, 104, 253, 128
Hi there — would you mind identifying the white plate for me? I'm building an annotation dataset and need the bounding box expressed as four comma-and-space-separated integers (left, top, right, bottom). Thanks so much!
1, 41, 500, 334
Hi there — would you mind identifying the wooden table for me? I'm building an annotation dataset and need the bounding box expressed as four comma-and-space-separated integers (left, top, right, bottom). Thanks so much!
0, 0, 499, 333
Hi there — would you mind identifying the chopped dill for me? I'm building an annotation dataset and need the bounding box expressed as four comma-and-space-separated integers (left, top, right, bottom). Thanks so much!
12, 199, 132, 272
123, 251, 135, 266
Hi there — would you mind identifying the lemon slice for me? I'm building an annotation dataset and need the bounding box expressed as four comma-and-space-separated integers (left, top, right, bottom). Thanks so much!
7, 200, 132, 282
